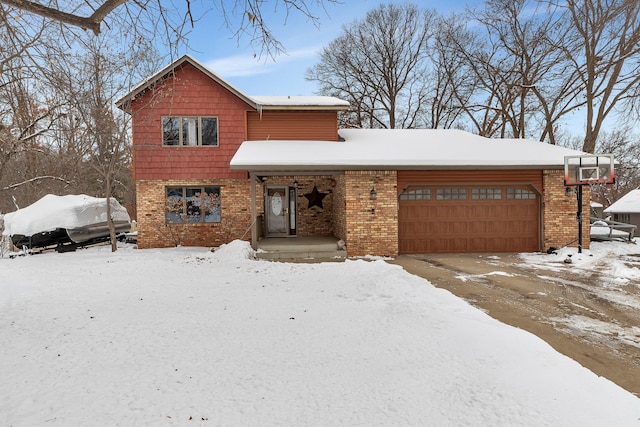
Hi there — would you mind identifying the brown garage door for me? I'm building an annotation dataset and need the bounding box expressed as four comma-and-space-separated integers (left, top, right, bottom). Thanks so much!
398, 171, 542, 254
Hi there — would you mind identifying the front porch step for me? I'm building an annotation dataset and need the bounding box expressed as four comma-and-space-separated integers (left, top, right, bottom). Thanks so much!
256, 249, 347, 261
255, 236, 347, 261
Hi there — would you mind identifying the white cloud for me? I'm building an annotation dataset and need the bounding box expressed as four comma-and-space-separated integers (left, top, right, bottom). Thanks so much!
204, 46, 322, 78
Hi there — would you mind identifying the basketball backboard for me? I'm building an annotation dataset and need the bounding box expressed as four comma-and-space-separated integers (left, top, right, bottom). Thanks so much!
564, 154, 615, 186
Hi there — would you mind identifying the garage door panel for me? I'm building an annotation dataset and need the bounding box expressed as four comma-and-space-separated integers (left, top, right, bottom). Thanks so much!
468, 221, 487, 234
469, 238, 489, 252
454, 221, 468, 234
486, 221, 504, 234
399, 181, 540, 254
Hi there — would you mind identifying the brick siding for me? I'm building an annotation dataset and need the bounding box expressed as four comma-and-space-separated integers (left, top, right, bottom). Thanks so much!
332, 174, 347, 243
136, 178, 254, 248
343, 170, 399, 257
543, 169, 590, 251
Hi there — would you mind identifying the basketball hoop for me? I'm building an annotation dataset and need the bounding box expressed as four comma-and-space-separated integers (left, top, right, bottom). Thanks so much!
564, 154, 615, 186
563, 154, 615, 254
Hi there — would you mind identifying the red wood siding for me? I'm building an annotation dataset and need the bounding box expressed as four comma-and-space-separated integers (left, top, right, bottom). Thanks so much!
246, 111, 339, 141
130, 63, 252, 180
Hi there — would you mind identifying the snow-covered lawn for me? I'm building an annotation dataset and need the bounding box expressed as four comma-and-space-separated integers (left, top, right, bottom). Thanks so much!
1, 241, 639, 426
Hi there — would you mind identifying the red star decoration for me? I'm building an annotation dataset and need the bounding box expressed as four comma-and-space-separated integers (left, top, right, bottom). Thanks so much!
304, 186, 328, 209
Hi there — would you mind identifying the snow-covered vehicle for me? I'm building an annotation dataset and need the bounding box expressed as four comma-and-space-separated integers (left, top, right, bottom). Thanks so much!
2, 194, 131, 252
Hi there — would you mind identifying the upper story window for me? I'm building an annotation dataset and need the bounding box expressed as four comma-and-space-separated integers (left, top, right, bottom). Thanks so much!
162, 116, 218, 146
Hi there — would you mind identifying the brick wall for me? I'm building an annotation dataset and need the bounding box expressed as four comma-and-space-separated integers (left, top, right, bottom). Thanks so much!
253, 171, 399, 257
262, 176, 336, 237
136, 178, 253, 248
543, 169, 590, 251
344, 170, 398, 257
294, 177, 335, 236
332, 174, 347, 243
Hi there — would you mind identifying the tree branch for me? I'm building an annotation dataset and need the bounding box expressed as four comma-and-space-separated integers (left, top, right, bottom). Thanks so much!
2, 176, 72, 190
0, 0, 128, 34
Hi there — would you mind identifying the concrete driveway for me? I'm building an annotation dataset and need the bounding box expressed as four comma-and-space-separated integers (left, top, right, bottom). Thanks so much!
389, 252, 640, 397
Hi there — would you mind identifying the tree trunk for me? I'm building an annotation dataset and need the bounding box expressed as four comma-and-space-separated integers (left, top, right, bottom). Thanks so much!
106, 176, 117, 252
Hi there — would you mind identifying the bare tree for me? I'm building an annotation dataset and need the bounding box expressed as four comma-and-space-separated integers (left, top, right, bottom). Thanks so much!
0, 0, 338, 58
440, 25, 511, 137
449, 0, 566, 139
437, 0, 640, 145
42, 35, 145, 251
471, 0, 578, 141
558, 0, 640, 153
0, 24, 69, 211
306, 3, 436, 129
427, 14, 475, 129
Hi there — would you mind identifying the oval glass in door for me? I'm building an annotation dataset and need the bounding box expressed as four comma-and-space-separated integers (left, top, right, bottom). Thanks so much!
266, 188, 287, 235
271, 192, 283, 216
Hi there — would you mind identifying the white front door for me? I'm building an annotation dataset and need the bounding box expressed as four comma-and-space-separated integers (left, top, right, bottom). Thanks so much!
266, 187, 289, 236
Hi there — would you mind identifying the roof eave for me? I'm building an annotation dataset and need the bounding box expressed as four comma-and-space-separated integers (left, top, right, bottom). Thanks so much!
230, 163, 565, 172
256, 104, 350, 112
115, 55, 258, 112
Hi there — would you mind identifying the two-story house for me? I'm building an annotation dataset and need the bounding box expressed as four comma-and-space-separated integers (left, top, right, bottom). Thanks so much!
117, 55, 590, 257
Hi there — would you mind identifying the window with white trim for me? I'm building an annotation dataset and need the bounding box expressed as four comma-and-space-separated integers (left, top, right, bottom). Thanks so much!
162, 117, 218, 146
166, 186, 221, 223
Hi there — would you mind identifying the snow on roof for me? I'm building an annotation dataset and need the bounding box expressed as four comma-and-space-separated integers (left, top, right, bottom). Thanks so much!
251, 96, 349, 109
604, 189, 640, 213
230, 128, 586, 171
2, 194, 130, 237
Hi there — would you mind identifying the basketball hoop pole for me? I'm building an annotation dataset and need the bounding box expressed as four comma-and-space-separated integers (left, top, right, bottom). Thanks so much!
576, 185, 583, 254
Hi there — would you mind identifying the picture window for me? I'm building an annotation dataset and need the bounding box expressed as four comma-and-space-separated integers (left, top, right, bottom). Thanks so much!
166, 186, 221, 223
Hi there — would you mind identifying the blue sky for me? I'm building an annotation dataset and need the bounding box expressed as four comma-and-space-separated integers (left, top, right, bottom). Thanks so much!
179, 0, 475, 96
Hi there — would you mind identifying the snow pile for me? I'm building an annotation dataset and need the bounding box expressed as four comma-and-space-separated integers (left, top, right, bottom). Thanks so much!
1, 241, 639, 426
2, 194, 130, 237
210, 239, 256, 262
521, 241, 640, 284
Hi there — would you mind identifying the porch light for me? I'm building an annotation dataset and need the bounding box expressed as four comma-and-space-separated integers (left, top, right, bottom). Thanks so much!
293, 180, 298, 189
565, 186, 574, 198
370, 188, 377, 200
